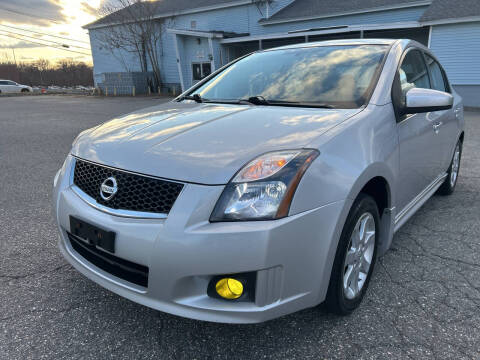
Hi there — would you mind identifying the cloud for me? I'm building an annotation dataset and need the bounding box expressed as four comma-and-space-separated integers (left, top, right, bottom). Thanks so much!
0, 41, 41, 49
0, 0, 67, 26
80, 2, 98, 16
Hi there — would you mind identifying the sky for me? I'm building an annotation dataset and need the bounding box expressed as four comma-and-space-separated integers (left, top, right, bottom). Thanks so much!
0, 0, 104, 64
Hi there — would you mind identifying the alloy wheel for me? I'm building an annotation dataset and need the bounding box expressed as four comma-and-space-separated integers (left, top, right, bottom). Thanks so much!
342, 212, 376, 300
450, 143, 461, 187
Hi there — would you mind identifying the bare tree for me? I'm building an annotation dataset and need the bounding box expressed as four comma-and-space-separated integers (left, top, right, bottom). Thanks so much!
0, 60, 93, 86
96, 0, 166, 89
35, 58, 50, 84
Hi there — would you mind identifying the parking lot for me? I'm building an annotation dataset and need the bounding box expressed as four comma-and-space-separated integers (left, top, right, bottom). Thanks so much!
1, 95, 479, 359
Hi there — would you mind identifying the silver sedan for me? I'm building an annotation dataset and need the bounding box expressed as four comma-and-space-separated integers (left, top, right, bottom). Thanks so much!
53, 39, 464, 323
0, 79, 32, 94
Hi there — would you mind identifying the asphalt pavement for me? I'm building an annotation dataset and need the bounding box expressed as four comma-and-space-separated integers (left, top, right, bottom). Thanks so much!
1, 95, 479, 359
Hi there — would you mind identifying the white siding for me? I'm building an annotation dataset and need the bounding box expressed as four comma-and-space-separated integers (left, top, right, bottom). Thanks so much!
89, 29, 143, 82
430, 22, 480, 85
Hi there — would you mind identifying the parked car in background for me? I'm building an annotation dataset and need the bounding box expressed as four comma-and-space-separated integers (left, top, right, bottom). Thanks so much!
0, 80, 32, 94
53, 39, 464, 323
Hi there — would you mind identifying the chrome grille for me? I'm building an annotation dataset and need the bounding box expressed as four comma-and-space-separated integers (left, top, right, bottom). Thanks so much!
73, 159, 183, 215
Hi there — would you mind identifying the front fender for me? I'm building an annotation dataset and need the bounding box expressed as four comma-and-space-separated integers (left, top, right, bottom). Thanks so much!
289, 104, 399, 294
290, 104, 398, 216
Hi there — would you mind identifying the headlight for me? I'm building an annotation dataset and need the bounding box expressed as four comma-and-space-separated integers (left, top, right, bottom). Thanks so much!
210, 149, 319, 221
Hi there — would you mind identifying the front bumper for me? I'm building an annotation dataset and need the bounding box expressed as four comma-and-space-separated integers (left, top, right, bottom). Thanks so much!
54, 156, 347, 323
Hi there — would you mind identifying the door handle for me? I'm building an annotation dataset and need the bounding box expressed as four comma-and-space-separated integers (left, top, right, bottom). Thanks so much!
433, 122, 443, 133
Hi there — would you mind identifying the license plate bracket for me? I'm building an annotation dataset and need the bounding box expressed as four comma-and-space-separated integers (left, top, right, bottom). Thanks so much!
69, 216, 116, 253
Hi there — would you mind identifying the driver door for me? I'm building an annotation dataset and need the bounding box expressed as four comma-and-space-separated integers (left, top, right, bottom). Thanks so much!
395, 49, 441, 213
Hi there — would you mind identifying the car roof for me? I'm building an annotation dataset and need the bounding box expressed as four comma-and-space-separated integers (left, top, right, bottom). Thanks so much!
266, 38, 399, 51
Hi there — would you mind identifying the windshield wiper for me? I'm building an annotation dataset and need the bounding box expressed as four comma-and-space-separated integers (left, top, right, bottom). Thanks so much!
239, 96, 270, 105
238, 97, 335, 109
266, 100, 336, 109
181, 94, 204, 103
181, 95, 335, 109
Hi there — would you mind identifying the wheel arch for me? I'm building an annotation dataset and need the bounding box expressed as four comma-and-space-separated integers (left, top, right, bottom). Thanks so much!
318, 167, 395, 305
344, 164, 396, 256
319, 162, 395, 301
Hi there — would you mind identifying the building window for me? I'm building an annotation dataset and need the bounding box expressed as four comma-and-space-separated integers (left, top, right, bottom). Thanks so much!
202, 63, 212, 78
192, 62, 212, 81
191, 20, 196, 29
192, 64, 202, 81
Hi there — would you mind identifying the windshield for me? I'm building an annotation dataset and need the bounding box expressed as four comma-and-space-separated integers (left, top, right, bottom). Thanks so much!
187, 45, 388, 108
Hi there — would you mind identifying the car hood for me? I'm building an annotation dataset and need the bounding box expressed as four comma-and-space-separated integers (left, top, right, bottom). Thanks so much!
72, 101, 360, 184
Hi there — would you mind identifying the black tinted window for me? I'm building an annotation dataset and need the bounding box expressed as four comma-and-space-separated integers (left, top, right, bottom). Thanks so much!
425, 54, 447, 92
192, 64, 202, 81
191, 45, 388, 108
202, 63, 211, 78
399, 50, 430, 95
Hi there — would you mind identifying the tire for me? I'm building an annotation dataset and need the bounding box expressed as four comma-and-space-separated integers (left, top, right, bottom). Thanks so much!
325, 193, 379, 315
21, 88, 29, 93
437, 139, 463, 196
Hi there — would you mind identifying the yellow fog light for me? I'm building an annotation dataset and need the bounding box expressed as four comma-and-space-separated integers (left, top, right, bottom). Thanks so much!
215, 278, 244, 300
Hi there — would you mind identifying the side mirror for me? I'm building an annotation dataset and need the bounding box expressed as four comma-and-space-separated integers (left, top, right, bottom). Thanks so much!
405, 88, 453, 114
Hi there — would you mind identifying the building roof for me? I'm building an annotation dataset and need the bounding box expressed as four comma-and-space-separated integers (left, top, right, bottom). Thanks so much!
85, 0, 480, 30
260, 0, 430, 24
84, 0, 245, 29
419, 0, 480, 22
